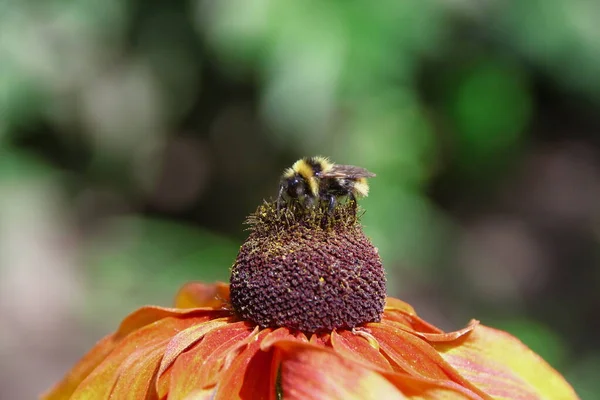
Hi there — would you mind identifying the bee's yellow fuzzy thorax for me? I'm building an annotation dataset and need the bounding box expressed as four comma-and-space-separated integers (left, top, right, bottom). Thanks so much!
291, 159, 319, 196
311, 156, 333, 172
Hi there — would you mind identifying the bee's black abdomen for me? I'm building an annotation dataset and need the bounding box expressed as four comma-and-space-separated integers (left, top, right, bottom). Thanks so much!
319, 177, 354, 197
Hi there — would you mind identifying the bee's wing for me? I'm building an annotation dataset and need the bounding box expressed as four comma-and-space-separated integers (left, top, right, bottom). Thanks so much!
317, 164, 376, 179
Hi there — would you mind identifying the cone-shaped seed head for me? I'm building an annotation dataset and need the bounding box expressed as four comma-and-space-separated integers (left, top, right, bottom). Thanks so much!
230, 202, 386, 333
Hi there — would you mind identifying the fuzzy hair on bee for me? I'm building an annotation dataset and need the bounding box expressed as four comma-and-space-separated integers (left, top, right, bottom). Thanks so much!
276, 156, 375, 212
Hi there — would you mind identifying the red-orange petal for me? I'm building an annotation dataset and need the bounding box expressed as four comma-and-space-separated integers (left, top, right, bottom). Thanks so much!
69, 316, 205, 399
164, 322, 256, 398
115, 305, 224, 339
382, 310, 445, 335
381, 311, 418, 332
309, 332, 330, 346
385, 297, 416, 314
383, 318, 480, 343
368, 323, 454, 380
157, 318, 232, 379
434, 325, 580, 399
108, 340, 166, 399
43, 306, 225, 399
275, 340, 405, 400
175, 281, 231, 309
213, 329, 277, 400
41, 335, 119, 400
260, 327, 298, 351
381, 371, 487, 400
369, 322, 490, 398
329, 330, 392, 371
294, 331, 310, 343
181, 388, 217, 399
275, 338, 488, 399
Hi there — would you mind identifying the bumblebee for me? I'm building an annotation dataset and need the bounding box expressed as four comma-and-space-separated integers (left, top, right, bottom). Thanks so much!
276, 156, 376, 212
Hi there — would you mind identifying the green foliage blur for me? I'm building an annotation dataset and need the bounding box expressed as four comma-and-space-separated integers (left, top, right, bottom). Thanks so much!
1, 1, 599, 397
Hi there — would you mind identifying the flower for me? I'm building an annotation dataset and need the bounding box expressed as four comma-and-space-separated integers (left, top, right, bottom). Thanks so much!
43, 202, 579, 399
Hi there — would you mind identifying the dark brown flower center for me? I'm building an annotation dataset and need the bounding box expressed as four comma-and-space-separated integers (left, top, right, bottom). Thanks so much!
229, 202, 386, 333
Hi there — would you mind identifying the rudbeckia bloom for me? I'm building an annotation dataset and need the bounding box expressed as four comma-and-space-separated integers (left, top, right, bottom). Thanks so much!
44, 202, 579, 399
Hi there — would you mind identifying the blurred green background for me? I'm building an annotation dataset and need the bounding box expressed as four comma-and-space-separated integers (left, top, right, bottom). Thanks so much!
1, 0, 599, 398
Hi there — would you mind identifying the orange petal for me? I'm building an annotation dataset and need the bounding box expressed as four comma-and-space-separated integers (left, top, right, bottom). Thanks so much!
182, 388, 217, 399
109, 341, 166, 399
385, 297, 416, 314
157, 317, 231, 379
275, 339, 486, 400
260, 329, 309, 350
214, 329, 277, 400
165, 322, 257, 398
381, 371, 487, 400
368, 323, 488, 397
408, 315, 446, 334
383, 310, 444, 334
329, 330, 392, 371
381, 311, 418, 331
368, 323, 453, 380
115, 305, 227, 339
309, 332, 330, 346
175, 281, 230, 309
261, 327, 298, 351
43, 307, 225, 399
406, 319, 479, 343
275, 340, 405, 400
294, 331, 309, 343
41, 334, 119, 400
70, 316, 205, 399
434, 325, 580, 399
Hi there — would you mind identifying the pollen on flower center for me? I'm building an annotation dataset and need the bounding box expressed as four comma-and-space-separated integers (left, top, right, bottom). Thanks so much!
229, 202, 387, 333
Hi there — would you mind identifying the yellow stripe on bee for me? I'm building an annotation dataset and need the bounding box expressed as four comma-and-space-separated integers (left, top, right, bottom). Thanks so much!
282, 167, 296, 179
312, 156, 334, 173
292, 159, 319, 196
354, 178, 370, 197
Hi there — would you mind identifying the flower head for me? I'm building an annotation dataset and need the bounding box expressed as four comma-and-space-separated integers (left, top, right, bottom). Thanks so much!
44, 202, 579, 399
230, 202, 385, 332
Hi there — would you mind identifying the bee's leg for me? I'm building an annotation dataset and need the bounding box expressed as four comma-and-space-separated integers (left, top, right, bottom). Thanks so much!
276, 184, 285, 211
327, 194, 337, 213
349, 193, 357, 212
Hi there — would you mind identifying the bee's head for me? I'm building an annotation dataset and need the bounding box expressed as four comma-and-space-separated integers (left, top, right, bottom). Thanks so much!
277, 162, 319, 210
283, 173, 308, 199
